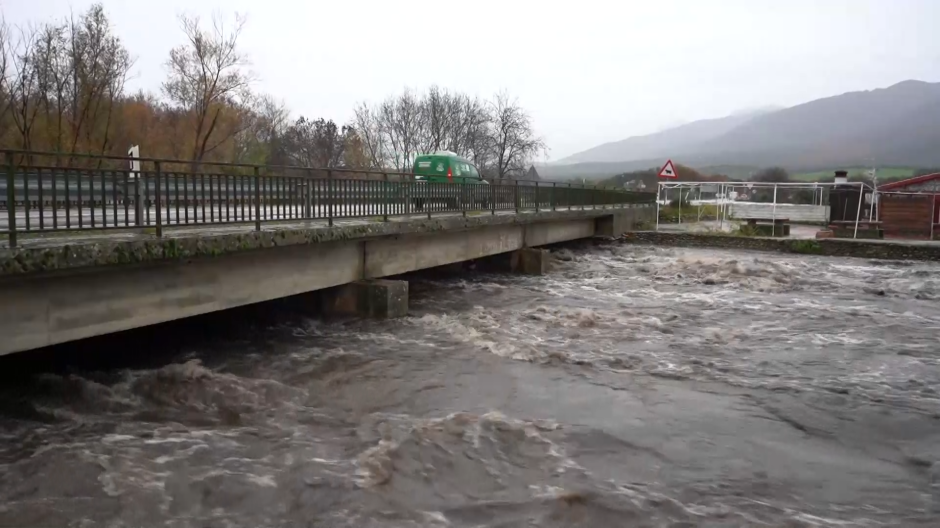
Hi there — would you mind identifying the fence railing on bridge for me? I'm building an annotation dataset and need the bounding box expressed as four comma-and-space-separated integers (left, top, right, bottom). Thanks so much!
1, 150, 655, 248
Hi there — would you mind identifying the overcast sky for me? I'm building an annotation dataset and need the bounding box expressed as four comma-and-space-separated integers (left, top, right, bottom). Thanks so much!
5, 0, 940, 160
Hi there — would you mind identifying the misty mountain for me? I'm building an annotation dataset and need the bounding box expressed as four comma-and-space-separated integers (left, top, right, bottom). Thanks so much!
553, 80, 940, 178
687, 80, 940, 167
558, 107, 781, 164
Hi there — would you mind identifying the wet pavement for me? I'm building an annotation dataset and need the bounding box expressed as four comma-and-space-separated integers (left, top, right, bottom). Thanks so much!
1, 243, 939, 527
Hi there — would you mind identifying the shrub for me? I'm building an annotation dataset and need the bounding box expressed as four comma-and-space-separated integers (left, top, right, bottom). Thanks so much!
789, 240, 822, 254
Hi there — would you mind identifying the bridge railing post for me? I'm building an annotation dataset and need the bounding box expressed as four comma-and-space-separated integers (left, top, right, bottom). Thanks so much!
383, 172, 389, 221
327, 169, 334, 227
154, 161, 163, 238
253, 166, 261, 231
5, 151, 16, 248
134, 167, 143, 227
305, 169, 313, 220
535, 181, 540, 213
515, 179, 519, 214
462, 179, 467, 217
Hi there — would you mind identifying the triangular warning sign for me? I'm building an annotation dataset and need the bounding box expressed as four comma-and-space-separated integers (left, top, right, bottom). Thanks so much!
658, 160, 678, 179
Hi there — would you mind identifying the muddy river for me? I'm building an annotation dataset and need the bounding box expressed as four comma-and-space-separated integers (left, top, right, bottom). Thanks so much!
1, 243, 939, 527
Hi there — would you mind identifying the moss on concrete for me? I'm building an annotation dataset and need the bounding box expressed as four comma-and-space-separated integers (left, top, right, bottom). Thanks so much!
0, 206, 655, 277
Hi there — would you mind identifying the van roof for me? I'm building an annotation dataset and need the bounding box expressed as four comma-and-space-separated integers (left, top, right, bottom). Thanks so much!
415, 151, 462, 159
414, 152, 475, 165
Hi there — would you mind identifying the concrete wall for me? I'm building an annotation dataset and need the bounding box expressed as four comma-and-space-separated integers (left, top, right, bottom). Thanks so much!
729, 202, 830, 223
0, 211, 643, 355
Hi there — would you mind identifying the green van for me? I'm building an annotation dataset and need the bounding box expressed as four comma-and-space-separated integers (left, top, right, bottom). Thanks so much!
411, 151, 489, 210
412, 151, 487, 184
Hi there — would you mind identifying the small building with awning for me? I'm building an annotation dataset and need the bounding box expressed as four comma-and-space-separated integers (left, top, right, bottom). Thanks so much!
877, 172, 940, 239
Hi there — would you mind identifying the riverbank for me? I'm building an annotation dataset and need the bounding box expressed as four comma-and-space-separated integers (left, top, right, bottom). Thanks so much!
621, 231, 940, 261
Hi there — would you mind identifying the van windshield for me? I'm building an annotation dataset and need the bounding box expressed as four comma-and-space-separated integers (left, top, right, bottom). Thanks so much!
459, 162, 480, 179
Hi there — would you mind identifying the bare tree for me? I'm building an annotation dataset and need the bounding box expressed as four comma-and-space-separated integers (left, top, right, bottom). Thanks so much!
489, 91, 545, 179
31, 22, 69, 154
352, 102, 388, 169
280, 117, 351, 168
0, 17, 12, 141
454, 95, 493, 173
379, 88, 423, 171
162, 12, 254, 162
232, 93, 288, 164
419, 85, 454, 153
63, 4, 134, 158
752, 166, 790, 182
8, 25, 41, 152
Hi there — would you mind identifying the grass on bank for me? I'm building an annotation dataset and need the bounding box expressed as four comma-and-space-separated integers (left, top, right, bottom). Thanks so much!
658, 204, 720, 224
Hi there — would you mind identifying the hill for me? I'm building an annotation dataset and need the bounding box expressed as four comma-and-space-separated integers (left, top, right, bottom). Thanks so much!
689, 80, 940, 167
537, 160, 759, 182
552, 80, 940, 175
558, 107, 780, 165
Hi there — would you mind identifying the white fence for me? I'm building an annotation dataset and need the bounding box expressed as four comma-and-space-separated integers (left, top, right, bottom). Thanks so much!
728, 202, 830, 223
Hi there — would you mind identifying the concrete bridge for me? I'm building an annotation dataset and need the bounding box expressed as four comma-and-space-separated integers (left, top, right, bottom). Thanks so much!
0, 151, 655, 356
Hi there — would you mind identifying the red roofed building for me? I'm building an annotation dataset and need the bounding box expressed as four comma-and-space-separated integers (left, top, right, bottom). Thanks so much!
877, 173, 940, 239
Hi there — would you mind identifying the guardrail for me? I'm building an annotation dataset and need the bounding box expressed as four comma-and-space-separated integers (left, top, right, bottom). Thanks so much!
1, 150, 655, 247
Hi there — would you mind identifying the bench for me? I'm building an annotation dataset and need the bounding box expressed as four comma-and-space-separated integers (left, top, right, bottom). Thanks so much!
745, 217, 790, 237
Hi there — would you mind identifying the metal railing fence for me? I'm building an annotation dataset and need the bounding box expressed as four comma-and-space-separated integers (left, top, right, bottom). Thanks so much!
1, 150, 655, 247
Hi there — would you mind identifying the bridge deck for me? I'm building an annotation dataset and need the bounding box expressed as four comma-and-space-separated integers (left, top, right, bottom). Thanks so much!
0, 205, 654, 277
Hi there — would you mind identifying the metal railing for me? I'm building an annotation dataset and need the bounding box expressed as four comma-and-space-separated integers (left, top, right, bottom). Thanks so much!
1, 150, 655, 247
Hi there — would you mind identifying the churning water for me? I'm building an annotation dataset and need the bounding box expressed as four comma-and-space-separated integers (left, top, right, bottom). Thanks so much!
2, 243, 940, 527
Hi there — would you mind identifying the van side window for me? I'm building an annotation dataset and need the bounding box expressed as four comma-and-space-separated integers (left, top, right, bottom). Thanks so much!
466, 164, 480, 179
454, 163, 462, 176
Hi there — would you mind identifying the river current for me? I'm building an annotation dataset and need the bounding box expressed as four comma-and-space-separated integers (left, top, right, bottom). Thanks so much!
1, 243, 939, 527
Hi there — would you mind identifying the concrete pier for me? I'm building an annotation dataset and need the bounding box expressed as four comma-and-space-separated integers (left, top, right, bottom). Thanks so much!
510, 248, 548, 275
321, 280, 409, 319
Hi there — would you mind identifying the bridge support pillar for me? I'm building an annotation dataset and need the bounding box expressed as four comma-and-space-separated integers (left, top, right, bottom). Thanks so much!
321, 279, 408, 319
595, 210, 636, 237
510, 248, 547, 275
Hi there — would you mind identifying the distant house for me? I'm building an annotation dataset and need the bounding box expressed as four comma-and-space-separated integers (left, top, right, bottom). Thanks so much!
622, 178, 647, 191
525, 165, 541, 181
877, 172, 940, 239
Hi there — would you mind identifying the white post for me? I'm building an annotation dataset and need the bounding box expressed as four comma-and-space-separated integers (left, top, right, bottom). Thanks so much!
853, 183, 864, 239
678, 188, 682, 224
128, 145, 141, 226
655, 183, 661, 232
719, 184, 724, 231
772, 183, 778, 236
695, 185, 702, 222
931, 195, 936, 241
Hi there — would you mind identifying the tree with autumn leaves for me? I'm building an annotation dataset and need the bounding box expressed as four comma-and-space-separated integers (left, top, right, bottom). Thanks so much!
0, 5, 544, 176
